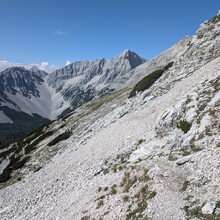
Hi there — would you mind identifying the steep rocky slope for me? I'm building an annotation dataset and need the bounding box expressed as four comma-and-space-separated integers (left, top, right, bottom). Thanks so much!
0, 11, 220, 220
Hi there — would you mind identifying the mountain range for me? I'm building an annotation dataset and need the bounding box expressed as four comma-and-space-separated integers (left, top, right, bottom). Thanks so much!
0, 34, 198, 145
0, 50, 146, 144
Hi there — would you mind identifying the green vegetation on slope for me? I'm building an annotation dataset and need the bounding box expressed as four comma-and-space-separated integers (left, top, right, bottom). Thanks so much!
129, 62, 174, 98
0, 123, 54, 184
48, 131, 72, 146
0, 106, 50, 145
177, 120, 192, 134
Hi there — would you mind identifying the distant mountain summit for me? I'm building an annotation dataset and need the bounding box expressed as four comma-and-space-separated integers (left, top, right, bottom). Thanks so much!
47, 50, 146, 110
47, 50, 146, 87
0, 67, 44, 97
29, 66, 48, 78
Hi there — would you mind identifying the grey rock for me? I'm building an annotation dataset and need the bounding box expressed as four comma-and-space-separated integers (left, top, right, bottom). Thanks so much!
214, 208, 220, 215
176, 156, 192, 165
148, 165, 161, 179
201, 202, 215, 215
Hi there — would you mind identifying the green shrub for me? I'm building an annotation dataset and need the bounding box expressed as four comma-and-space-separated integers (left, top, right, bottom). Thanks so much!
177, 120, 192, 134
0, 147, 15, 159
48, 131, 72, 146
97, 186, 102, 192
216, 201, 220, 208
0, 157, 21, 183
129, 69, 163, 98
80, 216, 90, 220
0, 155, 31, 183
0, 167, 11, 183
183, 206, 201, 218
163, 62, 174, 71
61, 112, 74, 121
0, 142, 9, 150
168, 153, 178, 161
123, 195, 129, 202
103, 187, 108, 191
34, 166, 42, 173
111, 185, 117, 195
25, 130, 54, 154
12, 156, 30, 170
148, 191, 156, 199
25, 144, 36, 154
34, 130, 54, 144
96, 200, 104, 209
137, 139, 145, 145
102, 168, 109, 175
181, 180, 190, 191
129, 62, 174, 98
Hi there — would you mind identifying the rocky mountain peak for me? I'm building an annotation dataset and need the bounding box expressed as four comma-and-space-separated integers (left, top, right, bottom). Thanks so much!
30, 66, 48, 78
0, 66, 44, 97
0, 66, 25, 75
118, 49, 140, 57
114, 49, 146, 68
45, 50, 147, 115
47, 50, 146, 88
117, 49, 135, 58
30, 66, 40, 72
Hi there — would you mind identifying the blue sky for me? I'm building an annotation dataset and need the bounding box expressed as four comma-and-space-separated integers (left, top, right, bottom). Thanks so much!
0, 0, 219, 72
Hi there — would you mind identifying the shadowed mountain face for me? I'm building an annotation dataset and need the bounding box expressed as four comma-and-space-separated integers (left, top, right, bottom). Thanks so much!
0, 67, 50, 144
0, 67, 45, 97
0, 106, 50, 145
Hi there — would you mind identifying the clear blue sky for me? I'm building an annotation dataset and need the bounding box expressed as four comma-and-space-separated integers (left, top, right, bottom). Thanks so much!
0, 0, 219, 69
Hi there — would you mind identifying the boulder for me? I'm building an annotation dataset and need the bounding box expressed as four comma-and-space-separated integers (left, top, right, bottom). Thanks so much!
201, 202, 215, 215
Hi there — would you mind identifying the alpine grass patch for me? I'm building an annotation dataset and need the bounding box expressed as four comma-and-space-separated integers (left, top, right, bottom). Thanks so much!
129, 62, 174, 98
48, 131, 72, 146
